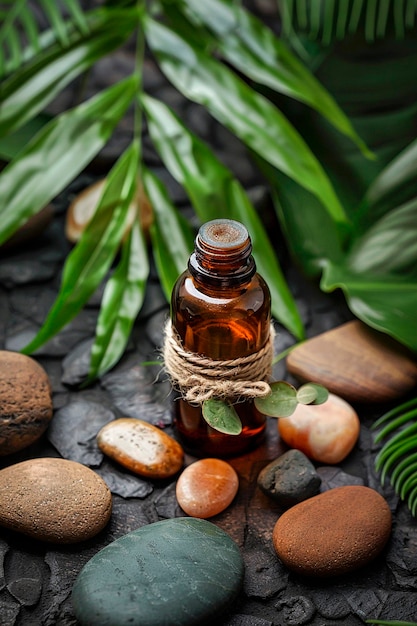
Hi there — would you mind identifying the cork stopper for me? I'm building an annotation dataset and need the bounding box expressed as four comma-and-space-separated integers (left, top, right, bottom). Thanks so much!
199, 219, 248, 249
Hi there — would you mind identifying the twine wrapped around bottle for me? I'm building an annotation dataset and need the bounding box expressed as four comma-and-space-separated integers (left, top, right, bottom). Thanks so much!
163, 319, 275, 404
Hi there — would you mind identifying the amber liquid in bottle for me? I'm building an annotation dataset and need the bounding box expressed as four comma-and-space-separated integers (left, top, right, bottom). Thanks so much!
171, 219, 271, 457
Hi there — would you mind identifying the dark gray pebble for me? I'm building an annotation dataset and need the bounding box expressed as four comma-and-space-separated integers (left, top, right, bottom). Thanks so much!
257, 449, 321, 507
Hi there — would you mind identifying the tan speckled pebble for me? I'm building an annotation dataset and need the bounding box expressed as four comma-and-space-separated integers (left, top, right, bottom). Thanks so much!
0, 351, 53, 455
273, 486, 392, 577
0, 458, 112, 543
97, 418, 184, 479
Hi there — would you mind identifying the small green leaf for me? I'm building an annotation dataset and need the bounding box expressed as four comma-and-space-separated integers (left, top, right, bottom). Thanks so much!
297, 383, 328, 405
296, 384, 317, 405
202, 399, 242, 435
255, 381, 298, 418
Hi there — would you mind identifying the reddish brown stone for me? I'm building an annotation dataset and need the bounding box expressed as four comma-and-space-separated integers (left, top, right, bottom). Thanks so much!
176, 458, 239, 518
0, 351, 53, 455
0, 458, 112, 543
286, 320, 417, 404
97, 418, 184, 479
273, 485, 392, 577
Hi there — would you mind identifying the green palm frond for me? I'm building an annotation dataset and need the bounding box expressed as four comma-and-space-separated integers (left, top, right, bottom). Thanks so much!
0, 0, 89, 77
280, 0, 417, 44
373, 397, 417, 516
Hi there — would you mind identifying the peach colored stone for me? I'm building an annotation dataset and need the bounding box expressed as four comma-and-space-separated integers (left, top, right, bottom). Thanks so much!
273, 486, 392, 577
97, 418, 184, 479
0, 458, 112, 543
176, 458, 239, 518
0, 350, 53, 455
278, 393, 360, 464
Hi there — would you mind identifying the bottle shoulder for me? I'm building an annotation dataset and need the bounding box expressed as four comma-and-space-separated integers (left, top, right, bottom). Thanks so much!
172, 271, 270, 311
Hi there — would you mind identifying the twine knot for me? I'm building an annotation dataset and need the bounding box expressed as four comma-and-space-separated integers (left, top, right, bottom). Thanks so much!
163, 319, 275, 404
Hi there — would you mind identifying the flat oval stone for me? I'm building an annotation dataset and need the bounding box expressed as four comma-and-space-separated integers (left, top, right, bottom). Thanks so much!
0, 458, 112, 543
257, 449, 321, 507
273, 485, 392, 577
97, 418, 184, 479
72, 517, 244, 626
176, 458, 239, 518
286, 320, 417, 404
278, 393, 360, 464
0, 350, 53, 455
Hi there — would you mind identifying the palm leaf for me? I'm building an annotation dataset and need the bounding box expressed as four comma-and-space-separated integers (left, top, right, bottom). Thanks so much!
0, 6, 139, 136
142, 167, 195, 301
21, 140, 140, 355
144, 16, 349, 231
87, 218, 150, 382
0, 0, 90, 77
280, 0, 417, 42
373, 397, 417, 516
163, 0, 370, 157
0, 75, 137, 246
142, 93, 305, 339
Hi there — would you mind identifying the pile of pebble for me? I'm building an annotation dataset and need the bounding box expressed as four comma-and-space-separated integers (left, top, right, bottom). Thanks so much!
1, 315, 416, 625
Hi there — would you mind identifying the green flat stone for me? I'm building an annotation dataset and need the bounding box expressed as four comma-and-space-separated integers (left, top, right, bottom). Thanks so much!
72, 517, 244, 626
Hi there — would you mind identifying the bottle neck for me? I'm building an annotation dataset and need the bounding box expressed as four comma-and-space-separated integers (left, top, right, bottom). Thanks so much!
188, 219, 256, 288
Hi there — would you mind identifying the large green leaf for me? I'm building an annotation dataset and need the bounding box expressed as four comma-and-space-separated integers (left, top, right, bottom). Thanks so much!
143, 167, 195, 300
144, 16, 349, 230
321, 198, 417, 352
142, 94, 305, 339
357, 137, 417, 230
265, 165, 345, 276
0, 75, 137, 246
21, 141, 140, 354
0, 6, 139, 135
87, 219, 150, 382
172, 0, 370, 157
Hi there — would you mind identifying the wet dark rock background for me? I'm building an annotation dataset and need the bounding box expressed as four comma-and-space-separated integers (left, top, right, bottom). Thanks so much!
1, 2, 417, 624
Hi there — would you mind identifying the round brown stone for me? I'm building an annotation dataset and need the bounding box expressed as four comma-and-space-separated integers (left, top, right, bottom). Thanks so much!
0, 351, 53, 455
176, 458, 239, 518
272, 485, 392, 577
97, 418, 184, 479
0, 458, 112, 543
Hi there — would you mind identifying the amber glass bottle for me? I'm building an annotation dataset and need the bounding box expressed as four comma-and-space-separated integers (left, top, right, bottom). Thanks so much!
171, 218, 271, 457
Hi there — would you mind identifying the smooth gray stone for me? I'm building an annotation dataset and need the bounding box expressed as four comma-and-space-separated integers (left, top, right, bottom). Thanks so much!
257, 449, 321, 507
72, 518, 244, 626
